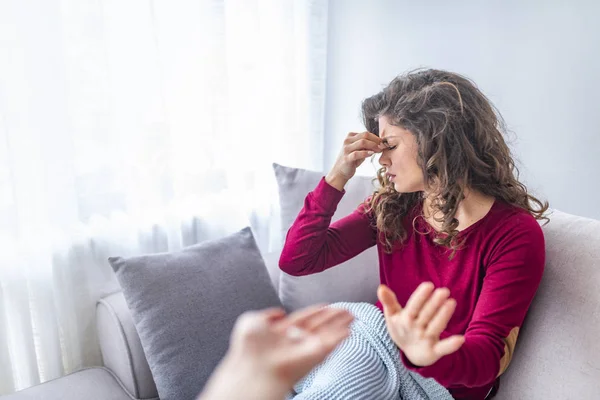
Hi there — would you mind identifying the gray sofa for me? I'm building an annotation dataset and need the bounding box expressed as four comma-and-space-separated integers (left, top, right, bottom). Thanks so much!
4, 208, 600, 400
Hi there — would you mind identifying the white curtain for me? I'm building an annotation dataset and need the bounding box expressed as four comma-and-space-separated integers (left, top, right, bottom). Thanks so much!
0, 0, 328, 394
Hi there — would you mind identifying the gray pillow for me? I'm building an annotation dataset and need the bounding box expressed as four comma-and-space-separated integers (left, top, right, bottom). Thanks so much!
273, 163, 380, 311
109, 227, 281, 400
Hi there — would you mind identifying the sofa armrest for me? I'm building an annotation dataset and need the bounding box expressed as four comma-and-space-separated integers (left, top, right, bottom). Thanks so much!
96, 292, 158, 400
2, 367, 133, 400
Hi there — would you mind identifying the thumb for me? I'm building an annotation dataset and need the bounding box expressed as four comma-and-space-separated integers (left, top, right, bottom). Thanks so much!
433, 335, 465, 358
377, 285, 402, 317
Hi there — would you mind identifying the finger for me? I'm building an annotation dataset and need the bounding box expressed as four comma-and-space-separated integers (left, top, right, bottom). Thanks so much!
346, 150, 376, 163
404, 282, 435, 319
285, 325, 350, 369
415, 288, 450, 327
263, 308, 287, 323
315, 325, 351, 353
433, 335, 465, 358
273, 303, 327, 332
377, 285, 402, 318
315, 312, 354, 337
345, 131, 381, 144
302, 308, 354, 333
232, 309, 278, 338
285, 330, 349, 375
345, 138, 383, 154
361, 131, 383, 144
258, 307, 286, 318
425, 298, 457, 337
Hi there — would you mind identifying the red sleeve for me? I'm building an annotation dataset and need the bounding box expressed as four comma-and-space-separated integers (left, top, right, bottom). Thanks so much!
401, 213, 545, 388
278, 177, 377, 276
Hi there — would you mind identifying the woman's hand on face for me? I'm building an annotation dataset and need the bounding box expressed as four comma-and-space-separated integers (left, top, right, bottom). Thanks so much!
377, 283, 465, 367
328, 131, 383, 181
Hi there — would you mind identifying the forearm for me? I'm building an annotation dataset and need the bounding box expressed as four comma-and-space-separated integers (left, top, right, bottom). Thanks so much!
402, 333, 504, 388
198, 355, 290, 400
279, 177, 376, 276
278, 189, 341, 275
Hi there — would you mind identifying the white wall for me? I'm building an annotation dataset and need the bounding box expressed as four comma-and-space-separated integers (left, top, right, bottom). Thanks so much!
324, 0, 600, 219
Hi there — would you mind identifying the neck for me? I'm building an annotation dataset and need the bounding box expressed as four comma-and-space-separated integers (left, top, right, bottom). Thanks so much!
422, 188, 495, 232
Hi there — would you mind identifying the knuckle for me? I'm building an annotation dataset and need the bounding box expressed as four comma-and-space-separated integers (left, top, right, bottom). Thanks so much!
236, 311, 256, 327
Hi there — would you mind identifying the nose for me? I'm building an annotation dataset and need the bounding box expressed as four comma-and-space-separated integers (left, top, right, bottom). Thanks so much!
378, 151, 390, 167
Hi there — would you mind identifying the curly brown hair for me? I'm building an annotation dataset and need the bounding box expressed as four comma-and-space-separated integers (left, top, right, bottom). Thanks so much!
361, 69, 549, 257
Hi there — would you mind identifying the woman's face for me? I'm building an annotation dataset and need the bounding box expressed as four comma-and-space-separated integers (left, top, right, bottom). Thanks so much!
377, 115, 425, 193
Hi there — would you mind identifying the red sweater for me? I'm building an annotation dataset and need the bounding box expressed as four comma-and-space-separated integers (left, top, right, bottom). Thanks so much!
279, 177, 545, 400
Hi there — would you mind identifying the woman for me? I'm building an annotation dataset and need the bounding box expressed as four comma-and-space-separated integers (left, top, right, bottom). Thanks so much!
279, 69, 548, 399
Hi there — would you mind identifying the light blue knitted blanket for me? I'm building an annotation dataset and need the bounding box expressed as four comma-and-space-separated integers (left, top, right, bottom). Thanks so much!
288, 302, 454, 400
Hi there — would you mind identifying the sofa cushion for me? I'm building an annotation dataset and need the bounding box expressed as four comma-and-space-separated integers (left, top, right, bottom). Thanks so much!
2, 368, 135, 400
261, 250, 282, 292
273, 163, 380, 311
109, 227, 282, 400
496, 210, 600, 399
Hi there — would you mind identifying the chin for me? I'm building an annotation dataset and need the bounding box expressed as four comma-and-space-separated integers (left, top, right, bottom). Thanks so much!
393, 181, 423, 194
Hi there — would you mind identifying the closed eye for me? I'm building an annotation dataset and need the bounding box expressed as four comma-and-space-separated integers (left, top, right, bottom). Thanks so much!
381, 138, 396, 150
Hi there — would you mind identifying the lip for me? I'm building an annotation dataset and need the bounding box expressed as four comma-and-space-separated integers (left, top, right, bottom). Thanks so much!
386, 173, 396, 181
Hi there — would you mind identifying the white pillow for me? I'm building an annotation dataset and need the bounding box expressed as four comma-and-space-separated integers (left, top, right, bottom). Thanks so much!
273, 163, 380, 311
